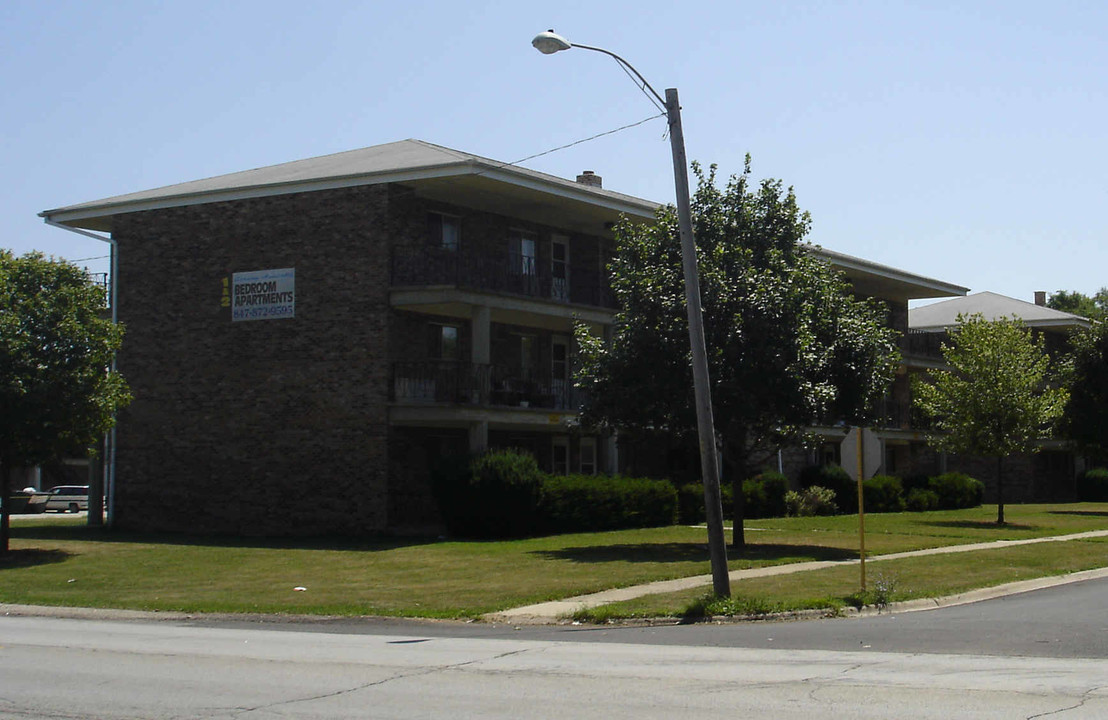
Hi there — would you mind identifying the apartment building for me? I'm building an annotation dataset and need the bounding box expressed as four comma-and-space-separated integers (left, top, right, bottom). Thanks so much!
906, 291, 1091, 500
42, 139, 967, 535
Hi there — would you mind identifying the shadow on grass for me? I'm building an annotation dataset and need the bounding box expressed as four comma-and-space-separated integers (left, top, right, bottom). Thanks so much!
8, 524, 441, 553
0, 548, 71, 570
531, 542, 857, 565
1050, 510, 1108, 518
919, 520, 1037, 531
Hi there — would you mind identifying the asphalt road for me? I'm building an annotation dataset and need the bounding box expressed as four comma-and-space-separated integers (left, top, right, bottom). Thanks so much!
2, 577, 1107, 718
186, 574, 1108, 659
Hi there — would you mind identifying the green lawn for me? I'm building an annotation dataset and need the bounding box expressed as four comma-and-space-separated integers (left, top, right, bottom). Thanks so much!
3, 503, 1107, 619
585, 536, 1108, 621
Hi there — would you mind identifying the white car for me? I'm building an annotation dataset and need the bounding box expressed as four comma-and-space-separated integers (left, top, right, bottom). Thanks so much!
42, 485, 90, 513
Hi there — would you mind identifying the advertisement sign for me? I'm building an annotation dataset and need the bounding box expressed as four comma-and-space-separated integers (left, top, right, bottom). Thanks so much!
232, 268, 295, 322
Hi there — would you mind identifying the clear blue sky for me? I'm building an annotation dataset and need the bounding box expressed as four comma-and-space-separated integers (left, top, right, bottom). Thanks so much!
4, 0, 1105, 303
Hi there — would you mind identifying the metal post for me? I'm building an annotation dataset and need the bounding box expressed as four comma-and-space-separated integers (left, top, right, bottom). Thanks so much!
666, 88, 730, 598
857, 427, 866, 591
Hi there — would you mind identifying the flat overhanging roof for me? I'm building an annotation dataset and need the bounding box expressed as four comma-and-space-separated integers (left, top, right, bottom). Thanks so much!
41, 139, 966, 301
40, 139, 657, 237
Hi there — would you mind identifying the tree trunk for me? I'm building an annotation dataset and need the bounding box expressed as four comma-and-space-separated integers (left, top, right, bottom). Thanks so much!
996, 455, 1005, 525
726, 431, 748, 553
0, 453, 10, 555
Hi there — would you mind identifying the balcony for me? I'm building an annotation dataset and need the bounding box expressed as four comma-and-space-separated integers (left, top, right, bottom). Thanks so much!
391, 247, 616, 310
88, 272, 111, 310
901, 330, 946, 360
391, 361, 582, 411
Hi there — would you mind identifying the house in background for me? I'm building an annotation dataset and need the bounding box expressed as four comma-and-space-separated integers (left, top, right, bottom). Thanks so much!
42, 139, 969, 536
906, 291, 1091, 501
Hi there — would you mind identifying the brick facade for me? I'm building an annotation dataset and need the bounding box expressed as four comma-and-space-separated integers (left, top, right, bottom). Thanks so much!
111, 185, 392, 535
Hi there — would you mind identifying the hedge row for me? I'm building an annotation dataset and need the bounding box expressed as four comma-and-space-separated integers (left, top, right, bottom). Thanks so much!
431, 452, 987, 539
1077, 468, 1108, 501
676, 471, 789, 524
431, 450, 677, 538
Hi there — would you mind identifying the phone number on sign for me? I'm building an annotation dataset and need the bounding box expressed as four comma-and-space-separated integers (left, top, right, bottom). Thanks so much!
233, 304, 294, 321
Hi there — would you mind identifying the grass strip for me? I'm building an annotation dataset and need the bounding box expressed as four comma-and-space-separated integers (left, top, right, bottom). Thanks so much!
574, 536, 1108, 622
3, 504, 1107, 619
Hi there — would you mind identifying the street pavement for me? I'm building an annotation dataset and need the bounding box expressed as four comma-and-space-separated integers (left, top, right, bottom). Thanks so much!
2, 594, 1108, 719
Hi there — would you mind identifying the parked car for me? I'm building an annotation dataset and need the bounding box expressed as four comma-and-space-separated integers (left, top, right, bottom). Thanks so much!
42, 485, 90, 513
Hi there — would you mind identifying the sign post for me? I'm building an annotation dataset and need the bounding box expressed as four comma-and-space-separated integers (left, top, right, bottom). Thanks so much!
857, 428, 866, 591
842, 427, 879, 591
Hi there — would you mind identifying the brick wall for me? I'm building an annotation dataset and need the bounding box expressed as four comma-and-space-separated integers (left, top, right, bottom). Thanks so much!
111, 185, 392, 536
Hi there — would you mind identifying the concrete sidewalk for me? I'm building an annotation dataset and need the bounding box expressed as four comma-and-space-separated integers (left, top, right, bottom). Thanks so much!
488, 529, 1108, 623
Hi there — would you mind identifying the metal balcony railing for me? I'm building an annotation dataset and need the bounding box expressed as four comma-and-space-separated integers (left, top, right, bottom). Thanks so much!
390, 361, 583, 411
901, 330, 946, 359
88, 272, 111, 309
391, 247, 616, 309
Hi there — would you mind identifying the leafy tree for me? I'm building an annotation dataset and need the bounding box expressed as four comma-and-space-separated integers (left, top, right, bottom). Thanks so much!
913, 314, 1066, 524
576, 160, 899, 550
1048, 289, 1108, 321
0, 251, 130, 553
1061, 321, 1108, 462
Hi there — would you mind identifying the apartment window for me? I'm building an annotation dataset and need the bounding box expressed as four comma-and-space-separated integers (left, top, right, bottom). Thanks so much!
551, 234, 569, 301
510, 231, 537, 276
552, 436, 570, 475
519, 334, 537, 379
552, 336, 570, 408
428, 213, 460, 251
427, 324, 460, 361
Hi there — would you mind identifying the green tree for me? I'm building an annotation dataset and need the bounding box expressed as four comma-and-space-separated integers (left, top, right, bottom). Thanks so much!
576, 160, 899, 550
1061, 321, 1108, 462
913, 314, 1066, 524
0, 251, 130, 553
1048, 289, 1108, 321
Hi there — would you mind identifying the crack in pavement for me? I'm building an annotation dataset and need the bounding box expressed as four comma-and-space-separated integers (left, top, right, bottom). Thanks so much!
219, 645, 540, 718
1025, 685, 1104, 719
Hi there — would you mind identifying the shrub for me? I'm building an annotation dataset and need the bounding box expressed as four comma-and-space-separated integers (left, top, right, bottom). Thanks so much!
744, 471, 788, 519
901, 473, 932, 494
928, 472, 985, 510
785, 486, 838, 516
677, 482, 733, 524
862, 475, 905, 513
905, 487, 940, 512
799, 464, 855, 513
541, 474, 677, 532
430, 449, 544, 538
1076, 468, 1108, 502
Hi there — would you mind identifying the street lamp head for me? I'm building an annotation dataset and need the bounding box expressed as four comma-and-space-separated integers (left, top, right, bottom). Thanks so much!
532, 30, 572, 55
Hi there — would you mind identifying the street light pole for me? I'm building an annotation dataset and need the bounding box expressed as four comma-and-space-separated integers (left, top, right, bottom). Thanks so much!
532, 31, 730, 597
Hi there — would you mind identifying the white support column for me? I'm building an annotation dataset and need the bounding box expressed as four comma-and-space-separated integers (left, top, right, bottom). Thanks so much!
468, 420, 488, 454
604, 433, 619, 475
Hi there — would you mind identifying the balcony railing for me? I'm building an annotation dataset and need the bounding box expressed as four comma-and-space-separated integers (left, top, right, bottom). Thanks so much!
901, 330, 946, 359
873, 398, 908, 430
391, 361, 583, 410
391, 247, 616, 309
88, 272, 111, 309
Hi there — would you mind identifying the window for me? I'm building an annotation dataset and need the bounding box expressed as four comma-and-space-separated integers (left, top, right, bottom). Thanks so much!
519, 334, 537, 379
552, 336, 570, 408
510, 231, 537, 276
551, 235, 569, 300
428, 324, 460, 361
552, 436, 569, 475
428, 213, 460, 251
579, 437, 597, 475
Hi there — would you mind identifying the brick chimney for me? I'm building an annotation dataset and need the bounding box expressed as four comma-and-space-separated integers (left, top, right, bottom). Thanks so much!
576, 170, 602, 188
1034, 291, 1047, 306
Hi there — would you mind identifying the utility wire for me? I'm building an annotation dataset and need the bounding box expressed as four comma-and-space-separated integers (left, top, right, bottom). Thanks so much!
497, 112, 666, 171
